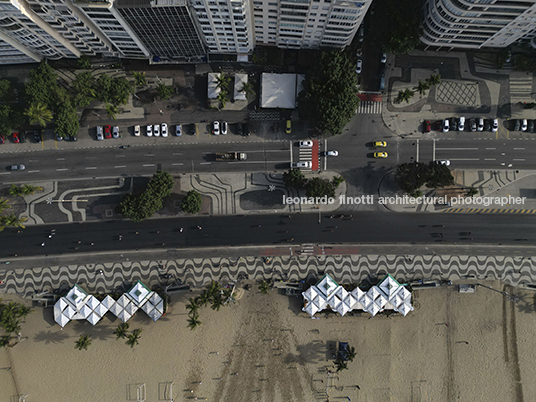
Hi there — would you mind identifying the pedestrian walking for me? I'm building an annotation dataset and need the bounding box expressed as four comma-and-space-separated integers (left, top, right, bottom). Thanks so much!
41, 242, 45, 247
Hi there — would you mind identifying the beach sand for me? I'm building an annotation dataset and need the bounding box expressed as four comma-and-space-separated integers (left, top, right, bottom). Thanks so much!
0, 279, 534, 401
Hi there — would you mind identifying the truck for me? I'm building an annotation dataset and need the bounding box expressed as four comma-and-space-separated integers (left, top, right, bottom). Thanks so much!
216, 152, 247, 161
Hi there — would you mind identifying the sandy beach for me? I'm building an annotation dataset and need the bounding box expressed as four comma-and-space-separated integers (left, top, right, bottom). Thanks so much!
0, 276, 534, 402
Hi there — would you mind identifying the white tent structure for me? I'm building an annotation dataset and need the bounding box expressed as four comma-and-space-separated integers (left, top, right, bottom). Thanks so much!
87, 312, 101, 326
234, 73, 248, 101
260, 73, 297, 109
302, 274, 413, 318
207, 73, 221, 99
127, 281, 151, 307
65, 285, 89, 309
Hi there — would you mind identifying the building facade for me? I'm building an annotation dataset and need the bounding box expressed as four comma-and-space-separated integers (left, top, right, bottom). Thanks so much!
251, 0, 371, 49
422, 0, 536, 49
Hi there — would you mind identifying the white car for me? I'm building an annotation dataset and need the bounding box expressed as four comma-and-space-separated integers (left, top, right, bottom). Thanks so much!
154, 124, 160, 137
299, 140, 313, 147
477, 118, 484, 131
221, 121, 228, 135
492, 119, 498, 132
291, 161, 312, 168
356, 59, 362, 74
458, 117, 465, 131
134, 125, 140, 136
112, 126, 119, 139
146, 125, 153, 137
213, 121, 220, 135
381, 53, 387, 63
521, 119, 528, 132
439, 160, 451, 166
325, 150, 338, 156
175, 124, 182, 136
161, 123, 168, 137
442, 119, 449, 133
96, 126, 104, 141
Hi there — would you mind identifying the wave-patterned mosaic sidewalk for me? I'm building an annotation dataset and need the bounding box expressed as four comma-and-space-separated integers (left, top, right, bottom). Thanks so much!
0, 254, 534, 298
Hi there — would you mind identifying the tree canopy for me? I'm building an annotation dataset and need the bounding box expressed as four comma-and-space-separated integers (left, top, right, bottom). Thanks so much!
0, 79, 24, 136
71, 71, 96, 108
297, 50, 359, 135
369, 0, 422, 54
25, 62, 59, 110
181, 190, 202, 214
97, 74, 132, 106
157, 83, 174, 101
283, 168, 307, 189
395, 162, 454, 195
54, 98, 79, 138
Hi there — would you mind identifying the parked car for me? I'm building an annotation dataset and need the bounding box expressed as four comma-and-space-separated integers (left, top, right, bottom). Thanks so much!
477, 118, 484, 131
96, 126, 103, 141
34, 130, 42, 143
291, 161, 312, 168
484, 119, 491, 132
68, 135, 77, 142
112, 126, 120, 139
492, 119, 498, 132
213, 121, 220, 135
442, 119, 450, 132
438, 160, 451, 166
299, 140, 313, 147
56, 132, 63, 141
450, 118, 458, 131
9, 164, 25, 171
458, 117, 465, 131
146, 125, 153, 137
374, 152, 388, 158
175, 124, 182, 136
356, 59, 362, 74
190, 125, 196, 135
514, 119, 521, 131
528, 120, 535, 133
161, 123, 168, 137
325, 150, 339, 156
236, 123, 242, 136
153, 124, 160, 136
242, 123, 250, 136
104, 125, 112, 139
0, 135, 4, 144
373, 141, 387, 147
286, 120, 291, 134
221, 121, 228, 135
12, 132, 20, 143
434, 121, 443, 131
521, 119, 528, 132
469, 119, 477, 132
424, 121, 431, 133
381, 53, 387, 63
134, 125, 141, 137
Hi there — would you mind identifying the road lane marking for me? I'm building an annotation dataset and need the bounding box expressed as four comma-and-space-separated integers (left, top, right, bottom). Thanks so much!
172, 153, 183, 156
172, 163, 183, 166
435, 148, 479, 150
416, 139, 419, 162
56, 158, 66, 161
142, 164, 155, 167
56, 168, 68, 171
484, 158, 496, 161
513, 148, 525, 150
0, 172, 11, 175
513, 158, 525, 161
449, 158, 480, 161
85, 167, 97, 170
200, 162, 211, 165
114, 165, 126, 168
485, 148, 496, 150
27, 170, 39, 173
433, 139, 436, 161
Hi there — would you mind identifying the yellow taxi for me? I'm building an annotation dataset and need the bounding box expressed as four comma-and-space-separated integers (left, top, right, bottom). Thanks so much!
286, 120, 292, 134
374, 152, 388, 158
373, 141, 387, 147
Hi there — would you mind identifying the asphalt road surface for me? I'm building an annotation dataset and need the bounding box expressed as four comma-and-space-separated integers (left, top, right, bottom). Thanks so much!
1, 212, 534, 259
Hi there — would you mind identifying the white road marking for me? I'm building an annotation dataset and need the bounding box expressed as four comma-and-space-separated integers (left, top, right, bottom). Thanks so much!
0, 172, 11, 175
115, 154, 126, 158
56, 158, 66, 161
484, 158, 496, 161
513, 158, 525, 161
56, 168, 68, 171
435, 148, 479, 150
172, 153, 183, 156
114, 165, 126, 168
172, 163, 183, 166
513, 148, 525, 150
200, 162, 211, 165
85, 167, 97, 170
27, 170, 39, 173
449, 158, 480, 161
485, 148, 496, 150
142, 164, 155, 167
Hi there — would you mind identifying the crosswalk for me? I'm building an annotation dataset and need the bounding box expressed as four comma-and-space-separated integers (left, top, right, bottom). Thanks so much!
300, 244, 315, 255
509, 71, 533, 104
299, 147, 313, 170
356, 101, 382, 115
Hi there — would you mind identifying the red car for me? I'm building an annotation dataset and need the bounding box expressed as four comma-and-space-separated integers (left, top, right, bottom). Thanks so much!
12, 132, 20, 143
0, 134, 4, 144
104, 125, 112, 139
424, 120, 431, 133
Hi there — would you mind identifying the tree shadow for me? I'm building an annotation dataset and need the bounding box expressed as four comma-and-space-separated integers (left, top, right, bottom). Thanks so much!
283, 341, 326, 365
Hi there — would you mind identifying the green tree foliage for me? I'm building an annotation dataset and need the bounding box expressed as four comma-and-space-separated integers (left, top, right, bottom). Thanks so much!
187, 313, 202, 330
297, 50, 359, 135
467, 187, 478, 197
126, 329, 142, 348
306, 177, 336, 198
132, 72, 147, 88
426, 74, 441, 86
0, 214, 27, 231
25, 62, 59, 110
335, 358, 348, 372
395, 88, 415, 104
157, 83, 174, 101
332, 175, 345, 188
105, 103, 118, 120
239, 81, 256, 98
75, 334, 92, 351
24, 102, 52, 127
216, 92, 228, 109
72, 71, 96, 108
259, 280, 270, 294
425, 162, 454, 189
395, 162, 454, 195
113, 323, 130, 340
369, 0, 422, 55
283, 168, 307, 189
0, 198, 9, 214
77, 55, 92, 69
186, 297, 200, 315
111, 77, 133, 106
119, 171, 174, 221
96, 74, 113, 103
8, 184, 42, 197
181, 190, 202, 214
54, 98, 79, 138
0, 300, 32, 347
0, 79, 24, 137
215, 73, 231, 91
0, 79, 13, 101
415, 80, 430, 96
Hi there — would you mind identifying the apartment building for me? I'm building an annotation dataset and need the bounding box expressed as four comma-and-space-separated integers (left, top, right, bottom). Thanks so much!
190, 0, 253, 54
251, 0, 371, 49
422, 0, 536, 49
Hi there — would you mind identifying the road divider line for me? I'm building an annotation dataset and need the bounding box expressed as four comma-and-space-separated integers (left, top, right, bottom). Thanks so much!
142, 164, 155, 167
484, 158, 496, 161
114, 165, 126, 168
56, 168, 68, 171
435, 148, 479, 150
172, 163, 183, 166
27, 170, 39, 173
200, 162, 211, 165
85, 167, 97, 170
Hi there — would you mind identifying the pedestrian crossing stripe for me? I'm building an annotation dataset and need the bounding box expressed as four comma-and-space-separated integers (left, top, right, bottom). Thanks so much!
356, 101, 382, 115
443, 208, 536, 214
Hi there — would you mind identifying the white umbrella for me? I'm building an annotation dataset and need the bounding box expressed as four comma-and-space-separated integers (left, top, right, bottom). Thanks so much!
124, 302, 138, 316
109, 302, 123, 317
78, 304, 92, 319
336, 301, 350, 316
117, 309, 132, 323
367, 302, 380, 317
312, 294, 327, 310
327, 294, 341, 310
101, 295, 116, 310
55, 313, 70, 328
344, 294, 356, 310
359, 294, 373, 311
116, 294, 130, 308
398, 287, 412, 301
54, 298, 68, 312
367, 286, 381, 301
375, 294, 387, 309
128, 281, 151, 306
93, 303, 108, 317
351, 287, 364, 300
397, 302, 413, 316
85, 295, 100, 310
334, 286, 348, 300
149, 292, 163, 306
316, 275, 338, 297
379, 275, 401, 298
302, 286, 318, 302
63, 305, 76, 319
86, 312, 101, 325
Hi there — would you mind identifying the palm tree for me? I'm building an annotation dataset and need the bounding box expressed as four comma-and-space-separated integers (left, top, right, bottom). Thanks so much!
346, 346, 356, 362
239, 81, 256, 99
113, 323, 129, 340
16, 305, 32, 320
105, 103, 118, 120
395, 88, 414, 104
21, 184, 43, 196
426, 74, 441, 86
414, 80, 430, 96
132, 72, 147, 88
217, 92, 228, 109
215, 73, 231, 91
8, 184, 23, 197
198, 291, 210, 307
259, 280, 270, 294
24, 102, 52, 128
335, 359, 348, 372
2, 214, 26, 229
75, 334, 92, 351
186, 297, 200, 315
0, 198, 9, 214
210, 294, 224, 311
126, 329, 142, 348
187, 313, 202, 330
206, 281, 221, 298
